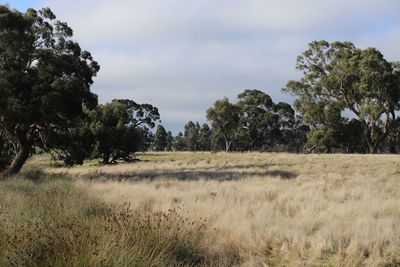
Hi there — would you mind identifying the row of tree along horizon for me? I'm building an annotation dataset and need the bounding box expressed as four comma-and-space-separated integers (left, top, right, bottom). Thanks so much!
152, 87, 397, 154
1, 6, 400, 176
157, 41, 400, 155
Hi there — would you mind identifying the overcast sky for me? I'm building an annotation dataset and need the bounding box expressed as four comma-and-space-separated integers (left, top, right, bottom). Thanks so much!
5, 0, 400, 133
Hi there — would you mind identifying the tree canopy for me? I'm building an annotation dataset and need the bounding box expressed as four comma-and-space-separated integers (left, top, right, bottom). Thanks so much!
153, 125, 168, 151
0, 6, 99, 176
283, 40, 400, 153
89, 99, 159, 163
206, 97, 240, 152
237, 89, 282, 150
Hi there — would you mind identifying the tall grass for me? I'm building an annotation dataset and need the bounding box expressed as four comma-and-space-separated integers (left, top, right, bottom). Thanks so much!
0, 168, 227, 267
44, 152, 400, 267
6, 153, 400, 266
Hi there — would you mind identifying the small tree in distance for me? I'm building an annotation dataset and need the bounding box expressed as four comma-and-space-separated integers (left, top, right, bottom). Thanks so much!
173, 132, 187, 151
153, 125, 168, 151
166, 131, 174, 151
206, 97, 240, 152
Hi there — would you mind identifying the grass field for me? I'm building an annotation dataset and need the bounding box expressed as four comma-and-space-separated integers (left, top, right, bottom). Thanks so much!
2, 152, 400, 266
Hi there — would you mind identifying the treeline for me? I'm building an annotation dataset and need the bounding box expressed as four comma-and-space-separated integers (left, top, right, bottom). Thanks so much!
150, 90, 309, 152
153, 41, 400, 154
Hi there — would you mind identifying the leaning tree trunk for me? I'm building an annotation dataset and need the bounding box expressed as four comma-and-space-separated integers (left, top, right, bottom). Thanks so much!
3, 138, 32, 177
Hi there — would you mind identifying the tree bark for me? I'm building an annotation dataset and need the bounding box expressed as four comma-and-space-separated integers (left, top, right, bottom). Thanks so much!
3, 139, 32, 177
222, 131, 231, 152
365, 137, 378, 154
102, 153, 110, 164
225, 139, 231, 152
362, 122, 378, 154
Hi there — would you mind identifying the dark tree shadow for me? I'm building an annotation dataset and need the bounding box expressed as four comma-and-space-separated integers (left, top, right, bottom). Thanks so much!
85, 169, 298, 182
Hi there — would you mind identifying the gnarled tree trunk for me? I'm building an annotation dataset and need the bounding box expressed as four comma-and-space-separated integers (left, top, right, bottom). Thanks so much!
3, 137, 32, 177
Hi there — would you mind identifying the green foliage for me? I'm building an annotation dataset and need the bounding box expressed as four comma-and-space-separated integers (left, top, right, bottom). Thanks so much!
153, 125, 168, 151
284, 40, 400, 153
387, 117, 400, 153
198, 123, 212, 151
89, 99, 159, 163
184, 121, 200, 151
0, 131, 14, 171
166, 130, 174, 151
172, 122, 213, 151
275, 103, 309, 152
172, 132, 187, 151
0, 6, 99, 175
40, 116, 95, 166
206, 97, 240, 151
205, 90, 308, 152
237, 89, 282, 150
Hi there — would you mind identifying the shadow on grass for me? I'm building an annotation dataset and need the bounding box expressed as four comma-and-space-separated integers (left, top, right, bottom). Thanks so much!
84, 168, 298, 182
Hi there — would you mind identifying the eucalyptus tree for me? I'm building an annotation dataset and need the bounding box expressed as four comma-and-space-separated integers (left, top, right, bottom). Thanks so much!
237, 89, 282, 150
89, 99, 159, 163
206, 97, 240, 152
153, 125, 168, 151
199, 123, 212, 151
166, 131, 174, 151
172, 132, 186, 151
184, 121, 201, 151
0, 6, 99, 176
284, 41, 400, 153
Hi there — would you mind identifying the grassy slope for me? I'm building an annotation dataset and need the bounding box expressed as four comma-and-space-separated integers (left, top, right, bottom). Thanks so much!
3, 152, 400, 266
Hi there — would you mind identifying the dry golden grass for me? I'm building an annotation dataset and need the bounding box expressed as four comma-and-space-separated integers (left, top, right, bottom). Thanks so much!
0, 170, 222, 267
30, 152, 400, 266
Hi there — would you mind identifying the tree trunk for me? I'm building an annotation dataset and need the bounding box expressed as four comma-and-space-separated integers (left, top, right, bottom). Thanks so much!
389, 141, 397, 154
370, 146, 378, 154
3, 139, 32, 177
362, 124, 378, 154
102, 153, 110, 164
365, 138, 378, 154
225, 139, 231, 152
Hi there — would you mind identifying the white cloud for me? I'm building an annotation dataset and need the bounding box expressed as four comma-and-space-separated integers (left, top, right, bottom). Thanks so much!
35, 0, 400, 133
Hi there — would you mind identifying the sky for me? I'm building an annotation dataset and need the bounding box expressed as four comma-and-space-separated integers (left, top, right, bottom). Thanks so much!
4, 0, 400, 133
